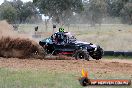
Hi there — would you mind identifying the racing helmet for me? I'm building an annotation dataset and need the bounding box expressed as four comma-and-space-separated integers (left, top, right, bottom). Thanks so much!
59, 28, 64, 32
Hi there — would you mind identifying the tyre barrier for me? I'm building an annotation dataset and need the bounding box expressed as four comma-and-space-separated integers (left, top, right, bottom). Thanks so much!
104, 51, 132, 57
103, 51, 114, 56
114, 51, 125, 56
124, 52, 132, 56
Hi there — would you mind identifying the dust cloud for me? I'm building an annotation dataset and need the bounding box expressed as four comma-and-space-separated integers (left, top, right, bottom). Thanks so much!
0, 20, 45, 59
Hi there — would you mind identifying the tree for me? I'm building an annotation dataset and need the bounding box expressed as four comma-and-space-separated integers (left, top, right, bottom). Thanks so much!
0, 1, 17, 23
33, 0, 84, 25
19, 2, 37, 23
83, 0, 108, 26
107, 0, 132, 24
107, 0, 125, 17
121, 2, 132, 24
11, 0, 40, 23
10, 0, 23, 23
0, 0, 41, 23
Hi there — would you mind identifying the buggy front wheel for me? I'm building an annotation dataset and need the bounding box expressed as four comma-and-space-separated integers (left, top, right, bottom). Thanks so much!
74, 50, 89, 61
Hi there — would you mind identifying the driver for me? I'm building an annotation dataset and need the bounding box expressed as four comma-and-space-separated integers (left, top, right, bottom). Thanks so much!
52, 28, 65, 44
52, 28, 76, 44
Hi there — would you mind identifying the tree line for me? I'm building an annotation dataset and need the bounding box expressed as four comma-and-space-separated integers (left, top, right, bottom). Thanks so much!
0, 0, 41, 23
0, 0, 131, 25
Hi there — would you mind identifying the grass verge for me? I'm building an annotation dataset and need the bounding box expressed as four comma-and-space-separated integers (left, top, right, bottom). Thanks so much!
0, 68, 82, 88
0, 68, 131, 88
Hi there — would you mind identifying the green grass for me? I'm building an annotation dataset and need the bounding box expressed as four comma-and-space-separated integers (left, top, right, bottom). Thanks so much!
0, 68, 82, 88
0, 68, 131, 88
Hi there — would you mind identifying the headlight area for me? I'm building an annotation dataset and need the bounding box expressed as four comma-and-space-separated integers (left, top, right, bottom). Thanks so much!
94, 47, 97, 51
90, 44, 97, 51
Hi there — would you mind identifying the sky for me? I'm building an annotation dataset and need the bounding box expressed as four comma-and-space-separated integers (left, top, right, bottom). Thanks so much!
0, 0, 32, 5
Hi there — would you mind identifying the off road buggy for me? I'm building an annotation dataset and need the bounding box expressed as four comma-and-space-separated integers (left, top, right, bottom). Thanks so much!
39, 31, 103, 60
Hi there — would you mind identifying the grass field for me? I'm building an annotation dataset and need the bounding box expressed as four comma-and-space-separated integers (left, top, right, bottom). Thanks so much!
0, 68, 81, 88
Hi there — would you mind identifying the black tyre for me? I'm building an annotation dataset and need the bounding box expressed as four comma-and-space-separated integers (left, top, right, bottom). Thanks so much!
91, 48, 103, 60
43, 44, 55, 54
74, 50, 89, 60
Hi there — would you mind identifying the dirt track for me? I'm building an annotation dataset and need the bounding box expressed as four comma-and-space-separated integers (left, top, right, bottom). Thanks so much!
0, 57, 132, 76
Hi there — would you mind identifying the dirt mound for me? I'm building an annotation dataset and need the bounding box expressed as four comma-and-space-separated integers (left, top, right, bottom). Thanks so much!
0, 20, 45, 59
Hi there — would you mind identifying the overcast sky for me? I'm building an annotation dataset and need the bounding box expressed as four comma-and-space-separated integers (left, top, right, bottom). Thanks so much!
0, 0, 32, 5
